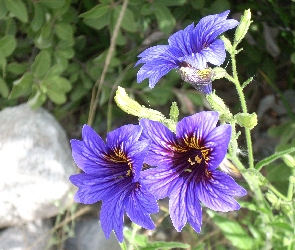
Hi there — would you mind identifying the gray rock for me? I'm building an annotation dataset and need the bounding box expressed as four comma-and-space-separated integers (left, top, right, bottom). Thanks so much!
0, 219, 52, 250
0, 104, 76, 227
64, 218, 120, 250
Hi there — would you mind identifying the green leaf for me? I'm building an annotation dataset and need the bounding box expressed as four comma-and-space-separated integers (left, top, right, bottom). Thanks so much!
79, 3, 110, 19
255, 147, 295, 171
208, 211, 254, 250
113, 6, 137, 32
35, 22, 53, 49
154, 4, 176, 34
39, 0, 65, 9
124, 228, 147, 247
155, 0, 186, 6
31, 50, 51, 79
191, 0, 205, 9
0, 35, 17, 57
4, 0, 28, 23
28, 91, 46, 109
140, 3, 155, 16
0, 76, 9, 97
0, 0, 8, 20
47, 88, 66, 104
55, 23, 74, 43
31, 3, 45, 32
7, 62, 28, 74
141, 241, 189, 250
9, 72, 33, 99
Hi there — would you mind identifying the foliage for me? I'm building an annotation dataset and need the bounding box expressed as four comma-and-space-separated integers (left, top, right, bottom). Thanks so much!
1, 0, 295, 249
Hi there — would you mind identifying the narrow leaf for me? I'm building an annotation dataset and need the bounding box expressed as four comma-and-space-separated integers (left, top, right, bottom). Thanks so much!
255, 147, 295, 171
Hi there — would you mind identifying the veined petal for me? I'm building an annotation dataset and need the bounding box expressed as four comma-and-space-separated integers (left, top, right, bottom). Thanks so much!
141, 166, 179, 199
71, 139, 113, 175
201, 39, 226, 66
168, 23, 195, 55
69, 173, 121, 203
135, 45, 171, 65
140, 119, 177, 167
180, 53, 208, 69
197, 170, 246, 212
137, 62, 177, 88
106, 124, 142, 151
125, 182, 158, 230
169, 178, 188, 232
176, 111, 219, 143
126, 139, 150, 181
186, 181, 202, 233
204, 124, 231, 170
100, 184, 129, 242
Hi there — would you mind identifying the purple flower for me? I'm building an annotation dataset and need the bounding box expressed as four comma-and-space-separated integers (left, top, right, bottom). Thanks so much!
139, 111, 246, 233
135, 10, 239, 94
69, 125, 159, 242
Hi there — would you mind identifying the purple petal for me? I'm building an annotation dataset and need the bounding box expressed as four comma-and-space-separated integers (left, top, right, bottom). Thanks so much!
180, 52, 208, 69
140, 166, 179, 199
106, 124, 142, 151
201, 39, 226, 66
140, 119, 177, 167
196, 170, 246, 212
69, 173, 120, 203
169, 178, 188, 231
100, 187, 127, 242
176, 111, 219, 143
204, 124, 232, 170
168, 23, 195, 56
126, 139, 150, 181
186, 181, 202, 233
125, 182, 158, 230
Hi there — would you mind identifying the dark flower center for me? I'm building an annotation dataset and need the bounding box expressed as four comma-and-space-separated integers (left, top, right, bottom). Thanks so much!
173, 145, 212, 183
105, 148, 133, 178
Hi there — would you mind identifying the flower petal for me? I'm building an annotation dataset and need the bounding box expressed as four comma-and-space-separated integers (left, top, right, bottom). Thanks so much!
169, 177, 188, 231
100, 186, 128, 242
186, 181, 202, 233
201, 39, 226, 66
141, 166, 179, 199
126, 139, 150, 181
140, 119, 177, 167
204, 124, 232, 170
69, 173, 120, 203
106, 124, 142, 151
125, 182, 158, 230
197, 170, 246, 212
176, 111, 219, 143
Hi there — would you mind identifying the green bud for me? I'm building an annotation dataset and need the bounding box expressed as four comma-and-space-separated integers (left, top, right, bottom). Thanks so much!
169, 102, 179, 123
289, 175, 295, 183
212, 67, 227, 80
114, 87, 176, 131
234, 9, 252, 45
235, 112, 257, 130
265, 191, 278, 206
206, 92, 233, 122
244, 169, 267, 186
220, 35, 232, 52
283, 154, 295, 168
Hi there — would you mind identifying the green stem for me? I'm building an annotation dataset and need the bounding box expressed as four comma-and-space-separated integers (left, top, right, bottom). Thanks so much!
230, 46, 254, 169
119, 241, 128, 250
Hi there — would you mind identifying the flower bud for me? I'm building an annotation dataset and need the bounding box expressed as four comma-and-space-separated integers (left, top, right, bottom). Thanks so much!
234, 9, 252, 45
235, 112, 257, 130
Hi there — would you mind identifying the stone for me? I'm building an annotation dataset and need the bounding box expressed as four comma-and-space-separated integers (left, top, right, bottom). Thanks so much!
64, 218, 120, 250
0, 219, 52, 250
0, 103, 76, 227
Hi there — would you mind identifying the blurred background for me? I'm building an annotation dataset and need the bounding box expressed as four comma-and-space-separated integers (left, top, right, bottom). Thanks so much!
0, 0, 295, 249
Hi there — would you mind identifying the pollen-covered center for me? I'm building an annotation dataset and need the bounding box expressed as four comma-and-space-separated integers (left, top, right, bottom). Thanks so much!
174, 139, 212, 183
105, 147, 133, 178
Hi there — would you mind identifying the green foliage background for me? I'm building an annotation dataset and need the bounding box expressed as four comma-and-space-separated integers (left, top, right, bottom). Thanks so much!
1, 0, 295, 249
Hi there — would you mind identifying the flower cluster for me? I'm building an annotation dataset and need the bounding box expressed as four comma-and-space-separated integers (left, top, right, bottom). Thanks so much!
70, 112, 246, 242
135, 10, 239, 94
69, 10, 247, 243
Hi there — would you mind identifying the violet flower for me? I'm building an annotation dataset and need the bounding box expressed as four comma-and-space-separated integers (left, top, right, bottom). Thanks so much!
140, 111, 246, 232
135, 10, 239, 94
69, 125, 158, 242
